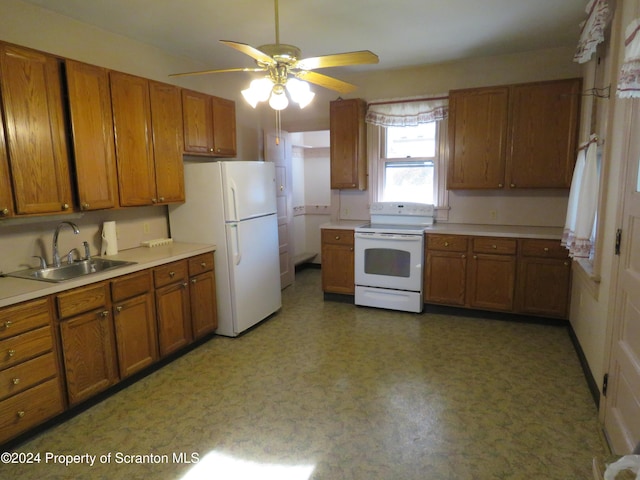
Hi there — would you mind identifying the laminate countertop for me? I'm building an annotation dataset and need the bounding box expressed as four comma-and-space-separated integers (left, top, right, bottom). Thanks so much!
0, 242, 215, 308
320, 221, 563, 240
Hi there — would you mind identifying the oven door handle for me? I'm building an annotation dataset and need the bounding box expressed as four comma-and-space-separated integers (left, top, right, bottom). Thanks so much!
355, 232, 423, 241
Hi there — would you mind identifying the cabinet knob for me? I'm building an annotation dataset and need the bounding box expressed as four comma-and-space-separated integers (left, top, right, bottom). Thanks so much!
473, 255, 478, 259
461, 254, 466, 259
169, 271, 176, 278
335, 236, 340, 240
209, 148, 214, 152
159, 197, 165, 202
280, 185, 284, 191
182, 282, 188, 288
81, 203, 90, 210
61, 203, 69, 210
564, 261, 570, 266
492, 245, 497, 249
8, 349, 16, 357
444, 241, 449, 247
498, 183, 503, 188
116, 306, 123, 313
152, 198, 157, 203
200, 262, 207, 268
510, 183, 516, 188
3, 320, 12, 329
543, 247, 549, 252
0, 208, 8, 216
16, 410, 25, 419
191, 278, 197, 284
100, 310, 109, 318
12, 377, 20, 385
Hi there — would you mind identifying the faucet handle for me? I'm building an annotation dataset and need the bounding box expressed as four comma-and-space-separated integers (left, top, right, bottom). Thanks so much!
32, 256, 47, 269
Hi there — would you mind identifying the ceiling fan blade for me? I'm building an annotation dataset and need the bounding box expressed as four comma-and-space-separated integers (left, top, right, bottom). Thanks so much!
296, 71, 357, 94
220, 40, 275, 65
169, 67, 266, 78
296, 50, 379, 70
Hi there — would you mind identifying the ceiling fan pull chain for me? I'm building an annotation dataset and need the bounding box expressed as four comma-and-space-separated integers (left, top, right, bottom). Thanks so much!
274, 0, 280, 46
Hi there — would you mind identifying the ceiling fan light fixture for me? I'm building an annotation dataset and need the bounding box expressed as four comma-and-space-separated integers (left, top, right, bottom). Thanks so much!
286, 78, 315, 109
241, 77, 273, 108
268, 85, 289, 110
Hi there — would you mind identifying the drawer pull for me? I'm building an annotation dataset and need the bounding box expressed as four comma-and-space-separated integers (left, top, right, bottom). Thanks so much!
182, 282, 188, 288
116, 306, 123, 313
191, 278, 197, 284
444, 241, 449, 247
473, 255, 478, 259
8, 349, 16, 357
3, 320, 11, 329
169, 271, 176, 278
200, 262, 207, 268
564, 261, 570, 266
492, 245, 497, 249
335, 236, 340, 240
461, 254, 466, 259
17, 410, 25, 418
543, 247, 549, 252
12, 377, 20, 385
100, 310, 109, 318
0, 208, 8, 216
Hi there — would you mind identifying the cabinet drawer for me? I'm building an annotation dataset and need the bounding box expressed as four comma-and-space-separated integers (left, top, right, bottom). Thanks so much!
111, 270, 152, 302
0, 297, 52, 340
154, 260, 188, 288
427, 234, 468, 252
520, 239, 569, 259
0, 352, 57, 400
321, 229, 354, 246
0, 326, 53, 370
57, 282, 109, 319
0, 378, 64, 444
473, 237, 517, 255
188, 252, 214, 276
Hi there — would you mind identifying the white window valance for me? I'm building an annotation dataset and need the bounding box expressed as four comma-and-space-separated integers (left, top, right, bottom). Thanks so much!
562, 135, 600, 258
365, 95, 448, 127
573, 0, 611, 64
617, 18, 640, 98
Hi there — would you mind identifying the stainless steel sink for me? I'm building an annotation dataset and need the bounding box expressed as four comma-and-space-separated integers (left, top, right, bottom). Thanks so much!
5, 258, 136, 283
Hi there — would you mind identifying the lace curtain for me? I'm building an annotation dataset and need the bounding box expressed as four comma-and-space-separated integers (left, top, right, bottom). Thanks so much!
617, 18, 640, 98
574, 0, 611, 64
365, 95, 448, 127
562, 135, 600, 258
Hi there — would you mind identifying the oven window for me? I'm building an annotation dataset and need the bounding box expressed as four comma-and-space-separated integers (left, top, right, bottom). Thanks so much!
364, 248, 411, 277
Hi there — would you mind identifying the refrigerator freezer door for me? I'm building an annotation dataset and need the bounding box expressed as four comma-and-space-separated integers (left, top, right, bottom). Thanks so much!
225, 213, 282, 335
221, 161, 277, 222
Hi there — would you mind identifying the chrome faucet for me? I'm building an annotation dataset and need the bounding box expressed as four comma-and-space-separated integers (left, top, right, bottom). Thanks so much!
52, 221, 80, 267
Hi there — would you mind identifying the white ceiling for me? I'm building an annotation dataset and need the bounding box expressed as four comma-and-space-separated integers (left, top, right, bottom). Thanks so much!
22, 0, 587, 75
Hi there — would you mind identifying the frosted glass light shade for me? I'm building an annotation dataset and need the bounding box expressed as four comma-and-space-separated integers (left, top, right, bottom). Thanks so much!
286, 78, 315, 108
241, 78, 273, 108
269, 89, 289, 110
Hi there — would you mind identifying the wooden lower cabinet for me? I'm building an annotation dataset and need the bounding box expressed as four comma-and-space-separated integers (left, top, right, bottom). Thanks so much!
425, 234, 568, 318
0, 297, 64, 444
154, 260, 192, 356
515, 239, 572, 318
188, 253, 218, 339
321, 229, 355, 294
111, 271, 158, 378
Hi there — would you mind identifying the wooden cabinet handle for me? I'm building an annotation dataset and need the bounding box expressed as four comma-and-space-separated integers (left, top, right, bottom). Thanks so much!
17, 410, 25, 418
12, 377, 20, 385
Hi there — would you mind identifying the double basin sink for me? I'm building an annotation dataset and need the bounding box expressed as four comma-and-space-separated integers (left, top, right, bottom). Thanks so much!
5, 258, 136, 283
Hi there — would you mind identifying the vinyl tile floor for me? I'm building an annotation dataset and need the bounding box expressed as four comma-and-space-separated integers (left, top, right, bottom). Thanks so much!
1, 268, 608, 479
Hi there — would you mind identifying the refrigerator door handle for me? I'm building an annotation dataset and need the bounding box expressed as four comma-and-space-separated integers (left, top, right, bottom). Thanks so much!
230, 224, 242, 265
228, 179, 239, 221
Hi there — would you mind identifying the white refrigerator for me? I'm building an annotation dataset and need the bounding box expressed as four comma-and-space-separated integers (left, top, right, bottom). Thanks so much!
169, 161, 282, 337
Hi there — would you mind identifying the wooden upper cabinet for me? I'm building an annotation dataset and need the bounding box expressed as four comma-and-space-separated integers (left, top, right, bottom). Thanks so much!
507, 78, 581, 189
65, 60, 118, 211
448, 86, 509, 189
447, 78, 581, 190
110, 71, 157, 207
0, 111, 13, 218
330, 98, 367, 190
182, 89, 237, 157
0, 43, 73, 215
211, 95, 237, 156
149, 81, 185, 203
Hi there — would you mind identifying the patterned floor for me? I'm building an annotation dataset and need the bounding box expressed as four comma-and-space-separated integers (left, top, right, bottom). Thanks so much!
1, 268, 607, 479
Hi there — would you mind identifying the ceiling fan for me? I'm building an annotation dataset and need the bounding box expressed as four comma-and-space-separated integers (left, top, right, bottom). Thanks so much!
169, 0, 379, 110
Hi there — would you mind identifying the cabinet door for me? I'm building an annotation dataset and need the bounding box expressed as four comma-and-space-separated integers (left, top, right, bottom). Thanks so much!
516, 257, 571, 318
113, 293, 158, 378
448, 86, 509, 189
59, 310, 118, 406
156, 281, 192, 356
190, 270, 218, 339
211, 96, 237, 156
506, 78, 581, 188
424, 250, 467, 306
330, 99, 367, 190
182, 89, 213, 154
149, 81, 185, 203
467, 253, 516, 312
110, 71, 156, 206
66, 60, 118, 211
321, 244, 355, 294
0, 44, 73, 214
0, 109, 13, 218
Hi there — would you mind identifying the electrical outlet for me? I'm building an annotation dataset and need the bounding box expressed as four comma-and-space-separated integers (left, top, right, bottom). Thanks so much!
489, 210, 497, 220
143, 222, 150, 234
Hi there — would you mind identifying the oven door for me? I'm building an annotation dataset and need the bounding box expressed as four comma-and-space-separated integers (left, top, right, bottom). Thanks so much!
354, 232, 424, 292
